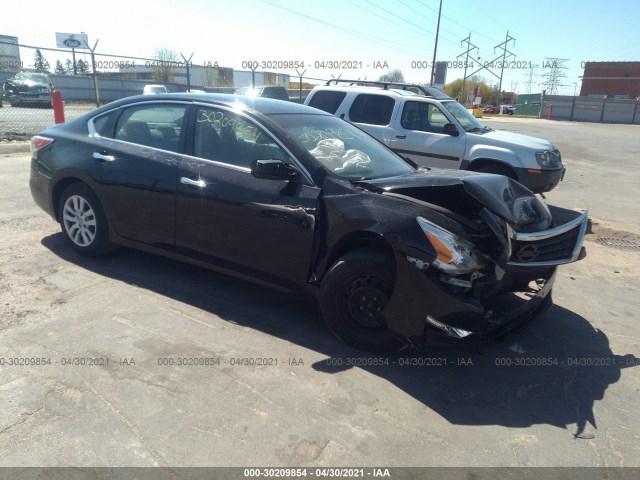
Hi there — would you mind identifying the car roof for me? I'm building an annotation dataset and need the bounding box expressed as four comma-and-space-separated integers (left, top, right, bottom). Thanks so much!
92, 93, 328, 117
310, 84, 452, 101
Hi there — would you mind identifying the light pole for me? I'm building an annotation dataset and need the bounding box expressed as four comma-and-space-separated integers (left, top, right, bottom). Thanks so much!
573, 82, 578, 96
430, 0, 443, 86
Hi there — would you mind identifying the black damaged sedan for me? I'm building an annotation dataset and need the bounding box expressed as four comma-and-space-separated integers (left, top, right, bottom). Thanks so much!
29, 94, 587, 353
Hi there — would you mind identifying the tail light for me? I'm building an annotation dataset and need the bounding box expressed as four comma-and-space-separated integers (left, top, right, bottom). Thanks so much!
30, 136, 54, 155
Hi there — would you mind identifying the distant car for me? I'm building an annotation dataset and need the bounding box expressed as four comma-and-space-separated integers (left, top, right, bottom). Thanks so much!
186, 88, 205, 93
143, 84, 168, 95
29, 93, 587, 353
483, 105, 514, 115
3, 72, 53, 107
235, 86, 289, 101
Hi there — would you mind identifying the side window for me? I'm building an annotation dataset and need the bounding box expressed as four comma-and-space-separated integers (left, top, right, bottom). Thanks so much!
348, 94, 395, 125
114, 104, 186, 152
92, 110, 119, 137
194, 107, 289, 168
308, 91, 347, 114
401, 101, 449, 134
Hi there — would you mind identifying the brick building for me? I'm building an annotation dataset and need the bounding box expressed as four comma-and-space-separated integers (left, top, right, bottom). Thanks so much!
580, 61, 640, 99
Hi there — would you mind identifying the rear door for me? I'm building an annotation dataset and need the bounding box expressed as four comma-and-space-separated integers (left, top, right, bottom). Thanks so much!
389, 99, 466, 169
342, 93, 396, 145
92, 102, 187, 247
175, 104, 320, 289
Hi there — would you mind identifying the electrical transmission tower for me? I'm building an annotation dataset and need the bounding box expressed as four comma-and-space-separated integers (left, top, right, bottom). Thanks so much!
540, 58, 569, 95
494, 31, 516, 100
459, 30, 516, 104
524, 64, 539, 94
457, 33, 479, 104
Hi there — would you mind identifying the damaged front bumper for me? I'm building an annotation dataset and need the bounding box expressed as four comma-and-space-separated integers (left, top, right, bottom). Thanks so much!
381, 208, 588, 345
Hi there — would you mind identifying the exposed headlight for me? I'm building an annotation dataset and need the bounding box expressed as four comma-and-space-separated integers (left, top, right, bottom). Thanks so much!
535, 150, 560, 168
512, 196, 551, 225
417, 217, 488, 274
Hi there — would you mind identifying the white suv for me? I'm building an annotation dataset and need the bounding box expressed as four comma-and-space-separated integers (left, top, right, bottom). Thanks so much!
305, 80, 565, 193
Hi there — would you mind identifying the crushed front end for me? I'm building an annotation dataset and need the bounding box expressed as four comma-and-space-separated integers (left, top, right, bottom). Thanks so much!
365, 172, 588, 345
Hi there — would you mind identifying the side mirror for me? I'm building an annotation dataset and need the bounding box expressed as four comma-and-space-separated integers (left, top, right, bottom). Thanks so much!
251, 159, 301, 181
443, 123, 459, 137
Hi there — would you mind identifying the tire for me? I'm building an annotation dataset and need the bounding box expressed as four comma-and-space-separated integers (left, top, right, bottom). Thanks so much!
319, 247, 409, 354
58, 183, 112, 256
474, 163, 516, 180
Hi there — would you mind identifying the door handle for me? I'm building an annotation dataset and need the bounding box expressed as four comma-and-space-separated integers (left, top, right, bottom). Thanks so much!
395, 134, 406, 139
92, 152, 115, 162
180, 177, 207, 188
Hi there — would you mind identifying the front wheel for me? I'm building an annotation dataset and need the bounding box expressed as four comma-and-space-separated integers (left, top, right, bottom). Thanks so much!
58, 183, 112, 256
319, 248, 408, 354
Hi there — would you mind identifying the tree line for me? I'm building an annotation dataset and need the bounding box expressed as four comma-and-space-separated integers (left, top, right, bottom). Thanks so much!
33, 49, 90, 75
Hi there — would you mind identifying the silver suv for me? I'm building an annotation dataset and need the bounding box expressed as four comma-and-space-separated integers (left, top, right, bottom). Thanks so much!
305, 80, 565, 193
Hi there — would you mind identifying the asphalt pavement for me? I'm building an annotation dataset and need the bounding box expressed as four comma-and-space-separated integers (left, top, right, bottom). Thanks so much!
0, 118, 638, 472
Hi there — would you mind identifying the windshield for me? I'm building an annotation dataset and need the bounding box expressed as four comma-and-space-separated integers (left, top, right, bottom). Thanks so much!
442, 100, 486, 132
15, 73, 48, 83
267, 114, 415, 180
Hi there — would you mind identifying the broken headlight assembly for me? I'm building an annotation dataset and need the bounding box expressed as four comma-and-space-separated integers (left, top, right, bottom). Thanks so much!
416, 216, 489, 275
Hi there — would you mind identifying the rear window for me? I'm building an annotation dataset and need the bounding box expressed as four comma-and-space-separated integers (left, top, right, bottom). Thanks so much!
308, 90, 347, 114
262, 87, 289, 100
348, 94, 395, 126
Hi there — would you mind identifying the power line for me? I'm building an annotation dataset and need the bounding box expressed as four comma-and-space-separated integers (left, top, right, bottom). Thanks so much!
256, 0, 427, 54
414, 0, 502, 43
345, 0, 434, 39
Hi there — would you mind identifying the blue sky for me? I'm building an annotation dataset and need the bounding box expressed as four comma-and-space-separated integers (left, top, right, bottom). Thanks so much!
5, 0, 640, 94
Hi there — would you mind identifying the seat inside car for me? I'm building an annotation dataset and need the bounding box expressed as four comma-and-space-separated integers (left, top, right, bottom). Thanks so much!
195, 122, 222, 161
120, 121, 154, 147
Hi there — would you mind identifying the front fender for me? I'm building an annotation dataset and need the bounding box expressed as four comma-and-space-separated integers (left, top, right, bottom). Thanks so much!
467, 145, 526, 169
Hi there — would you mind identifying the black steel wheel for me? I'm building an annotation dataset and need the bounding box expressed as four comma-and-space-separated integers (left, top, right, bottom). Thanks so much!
320, 248, 408, 354
58, 183, 112, 256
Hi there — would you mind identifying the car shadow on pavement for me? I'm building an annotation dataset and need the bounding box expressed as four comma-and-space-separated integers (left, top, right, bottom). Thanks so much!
42, 234, 638, 438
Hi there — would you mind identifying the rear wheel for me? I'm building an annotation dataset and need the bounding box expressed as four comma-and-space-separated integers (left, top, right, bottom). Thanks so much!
320, 248, 408, 354
58, 183, 112, 256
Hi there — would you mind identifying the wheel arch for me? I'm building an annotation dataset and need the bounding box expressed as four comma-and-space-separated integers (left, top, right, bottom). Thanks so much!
317, 231, 396, 282
52, 177, 85, 221
468, 158, 518, 180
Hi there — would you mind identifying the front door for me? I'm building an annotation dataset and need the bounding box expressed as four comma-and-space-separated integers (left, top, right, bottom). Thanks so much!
175, 105, 320, 289
390, 100, 466, 169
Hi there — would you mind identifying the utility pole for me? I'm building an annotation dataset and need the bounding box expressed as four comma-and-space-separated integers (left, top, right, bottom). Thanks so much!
494, 31, 516, 105
430, 0, 443, 86
457, 33, 479, 105
295, 68, 306, 102
180, 52, 194, 92
83, 37, 100, 107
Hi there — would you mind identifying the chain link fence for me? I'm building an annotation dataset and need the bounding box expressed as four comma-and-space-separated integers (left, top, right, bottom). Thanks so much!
1, 40, 317, 141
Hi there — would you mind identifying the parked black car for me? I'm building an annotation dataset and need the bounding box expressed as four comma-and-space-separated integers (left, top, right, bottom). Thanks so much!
3, 72, 53, 107
29, 94, 587, 353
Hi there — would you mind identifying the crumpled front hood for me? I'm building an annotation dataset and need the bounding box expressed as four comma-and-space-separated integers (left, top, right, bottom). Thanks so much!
357, 170, 552, 231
